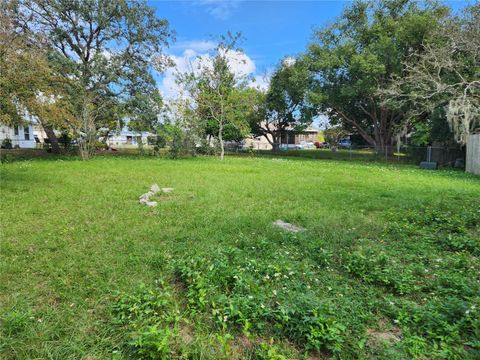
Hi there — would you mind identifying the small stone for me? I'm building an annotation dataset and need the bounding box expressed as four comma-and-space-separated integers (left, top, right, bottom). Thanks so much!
273, 220, 305, 233
139, 191, 153, 203
146, 201, 157, 207
150, 184, 160, 193
162, 187, 174, 193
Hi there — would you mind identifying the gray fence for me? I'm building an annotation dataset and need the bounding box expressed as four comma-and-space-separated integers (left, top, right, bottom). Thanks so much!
228, 144, 466, 168
466, 134, 480, 175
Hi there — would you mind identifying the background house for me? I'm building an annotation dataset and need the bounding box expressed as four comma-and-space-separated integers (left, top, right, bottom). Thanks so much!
107, 129, 152, 148
0, 123, 36, 148
281, 127, 319, 145
243, 127, 320, 150
244, 134, 274, 150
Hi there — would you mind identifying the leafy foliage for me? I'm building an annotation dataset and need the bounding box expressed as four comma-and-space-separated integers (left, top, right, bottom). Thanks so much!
306, 0, 449, 151
381, 4, 480, 145
249, 59, 314, 151
112, 282, 180, 358
176, 33, 254, 160
18, 0, 174, 158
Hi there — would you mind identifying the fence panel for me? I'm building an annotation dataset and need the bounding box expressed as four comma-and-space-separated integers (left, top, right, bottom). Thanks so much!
466, 134, 480, 175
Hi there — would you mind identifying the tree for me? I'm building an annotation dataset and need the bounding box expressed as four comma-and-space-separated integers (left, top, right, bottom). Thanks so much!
306, 0, 448, 153
0, 0, 74, 153
381, 4, 480, 146
249, 58, 315, 151
177, 33, 252, 160
20, 0, 174, 159
324, 126, 348, 152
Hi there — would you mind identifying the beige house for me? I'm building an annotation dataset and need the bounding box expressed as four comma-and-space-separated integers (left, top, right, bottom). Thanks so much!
244, 127, 319, 150
281, 127, 319, 145
244, 134, 274, 150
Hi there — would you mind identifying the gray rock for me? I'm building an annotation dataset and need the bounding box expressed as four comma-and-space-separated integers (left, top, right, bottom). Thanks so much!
273, 220, 305, 233
139, 185, 172, 207
139, 191, 154, 202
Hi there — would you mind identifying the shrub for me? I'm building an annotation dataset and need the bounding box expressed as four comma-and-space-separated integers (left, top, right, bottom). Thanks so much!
344, 249, 418, 295
111, 282, 179, 358
175, 247, 346, 353
1, 138, 12, 149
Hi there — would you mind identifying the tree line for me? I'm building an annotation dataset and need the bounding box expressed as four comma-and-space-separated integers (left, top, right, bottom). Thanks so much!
1, 0, 478, 160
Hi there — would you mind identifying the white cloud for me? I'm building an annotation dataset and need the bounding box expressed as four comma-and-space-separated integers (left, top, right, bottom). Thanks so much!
196, 0, 242, 20
158, 45, 260, 100
250, 74, 270, 91
222, 49, 256, 77
173, 40, 216, 53
282, 57, 296, 67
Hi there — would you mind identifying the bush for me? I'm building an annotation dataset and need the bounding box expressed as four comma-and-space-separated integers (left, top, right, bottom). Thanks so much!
1, 138, 12, 149
344, 248, 418, 295
153, 124, 197, 158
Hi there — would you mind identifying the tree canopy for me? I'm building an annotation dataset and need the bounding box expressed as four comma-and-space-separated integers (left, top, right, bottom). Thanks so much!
381, 3, 480, 146
19, 0, 174, 158
249, 58, 315, 150
305, 0, 449, 152
176, 33, 254, 160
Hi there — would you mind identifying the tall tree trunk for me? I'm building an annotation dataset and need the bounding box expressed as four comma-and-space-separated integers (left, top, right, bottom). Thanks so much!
271, 130, 281, 152
79, 95, 96, 160
42, 125, 61, 154
219, 122, 224, 160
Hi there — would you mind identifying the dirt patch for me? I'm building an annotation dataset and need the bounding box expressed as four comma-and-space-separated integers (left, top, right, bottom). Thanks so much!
235, 335, 255, 350
179, 323, 194, 345
367, 325, 401, 344
273, 220, 306, 233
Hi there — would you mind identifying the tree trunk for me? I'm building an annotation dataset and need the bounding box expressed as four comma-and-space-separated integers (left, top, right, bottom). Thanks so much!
43, 125, 61, 154
79, 95, 96, 160
219, 124, 224, 161
271, 131, 281, 152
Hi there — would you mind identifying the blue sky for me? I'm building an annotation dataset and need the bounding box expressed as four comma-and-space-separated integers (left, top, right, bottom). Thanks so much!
149, 0, 471, 99
151, 0, 349, 71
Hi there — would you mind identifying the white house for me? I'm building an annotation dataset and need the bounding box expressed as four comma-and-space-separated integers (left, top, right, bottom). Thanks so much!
0, 123, 36, 149
106, 129, 153, 148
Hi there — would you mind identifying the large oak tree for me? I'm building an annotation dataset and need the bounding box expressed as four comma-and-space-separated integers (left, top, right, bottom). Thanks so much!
20, 0, 174, 158
306, 0, 448, 153
1, 1, 74, 153
381, 3, 480, 146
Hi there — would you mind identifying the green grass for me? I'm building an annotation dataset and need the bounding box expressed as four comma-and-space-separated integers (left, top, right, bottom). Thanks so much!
230, 148, 417, 164
1, 156, 479, 359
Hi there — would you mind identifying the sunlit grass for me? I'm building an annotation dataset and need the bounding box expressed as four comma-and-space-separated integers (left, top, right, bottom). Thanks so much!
1, 156, 478, 359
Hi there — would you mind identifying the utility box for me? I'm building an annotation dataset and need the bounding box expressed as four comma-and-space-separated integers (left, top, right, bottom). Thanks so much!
420, 161, 438, 170
420, 146, 438, 170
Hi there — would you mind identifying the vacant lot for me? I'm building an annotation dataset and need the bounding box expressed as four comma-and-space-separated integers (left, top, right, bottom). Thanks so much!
1, 156, 479, 359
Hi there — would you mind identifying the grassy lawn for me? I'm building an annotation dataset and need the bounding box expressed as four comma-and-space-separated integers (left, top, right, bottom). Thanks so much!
1, 156, 479, 359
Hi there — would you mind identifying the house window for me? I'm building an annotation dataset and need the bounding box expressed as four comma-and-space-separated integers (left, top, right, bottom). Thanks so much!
14, 126, 19, 136
24, 126, 30, 140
